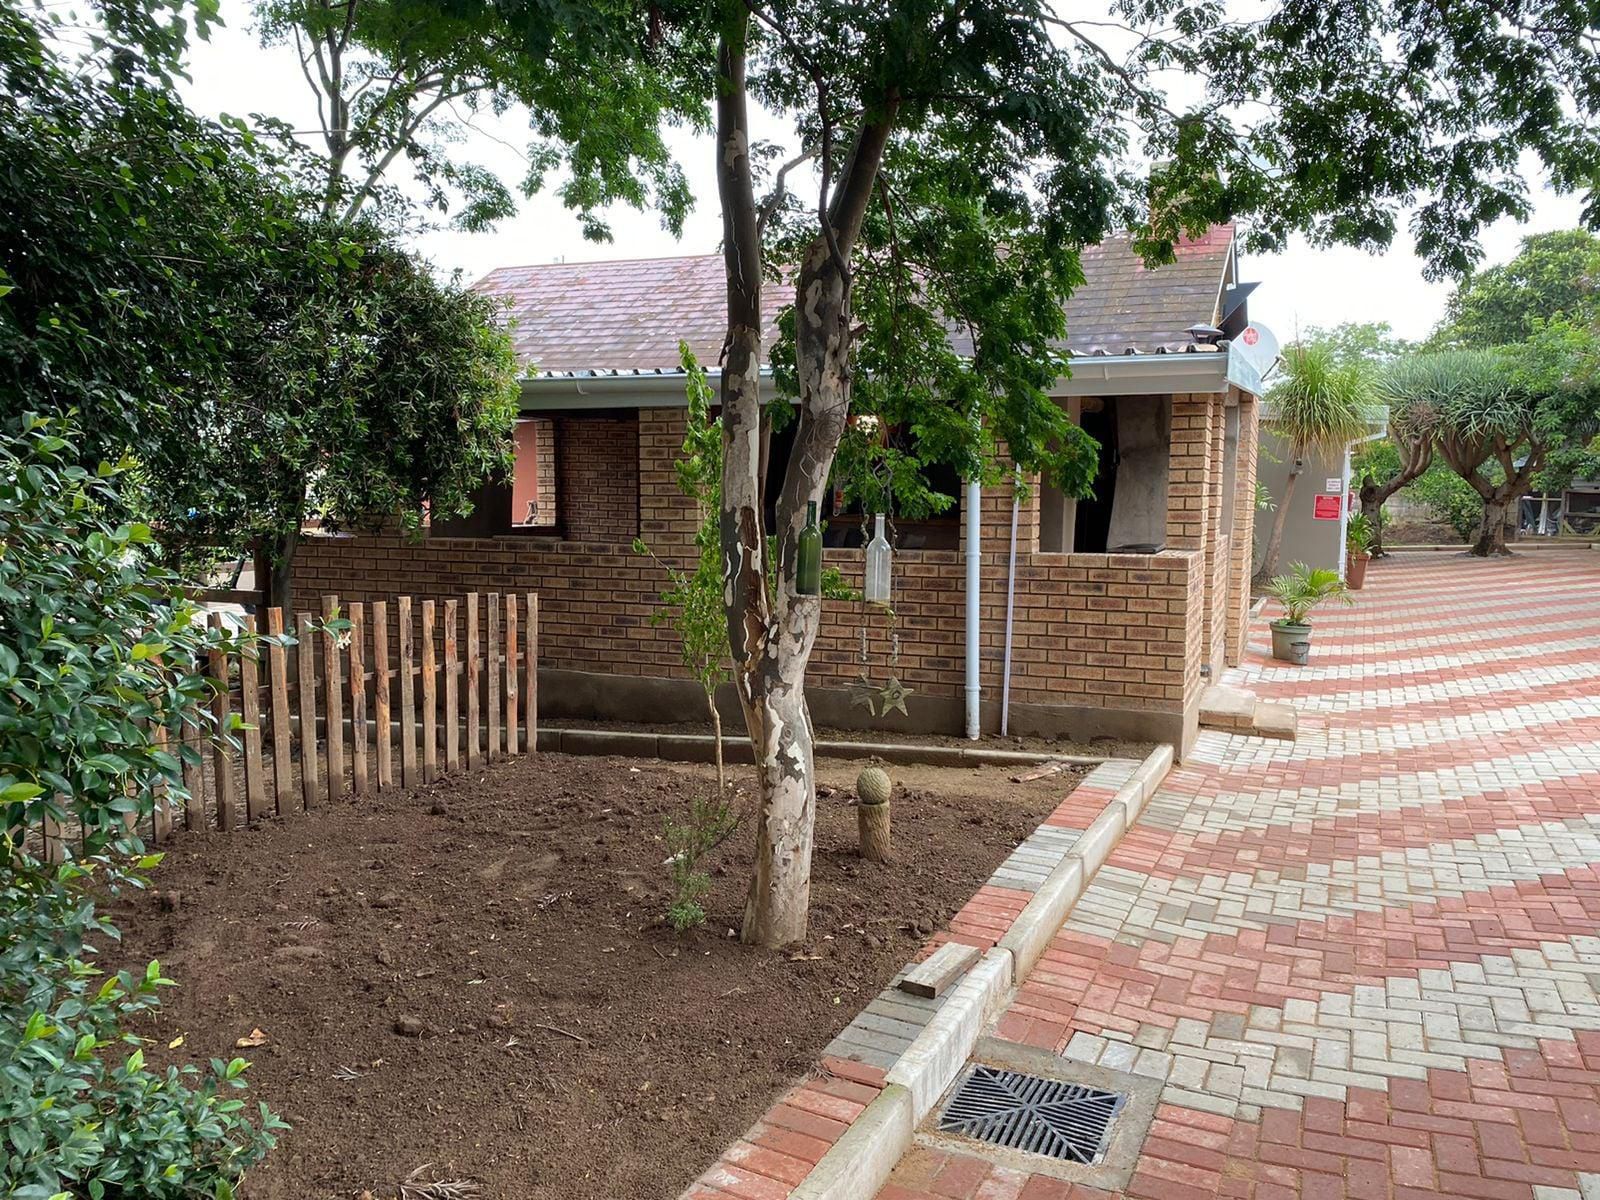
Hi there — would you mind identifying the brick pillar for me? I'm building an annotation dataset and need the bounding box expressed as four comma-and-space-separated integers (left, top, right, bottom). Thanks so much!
1165, 394, 1216, 551
1202, 395, 1229, 676
1226, 394, 1261, 666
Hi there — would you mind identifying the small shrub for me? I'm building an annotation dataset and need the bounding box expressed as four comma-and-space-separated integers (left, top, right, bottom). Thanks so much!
662, 796, 739, 932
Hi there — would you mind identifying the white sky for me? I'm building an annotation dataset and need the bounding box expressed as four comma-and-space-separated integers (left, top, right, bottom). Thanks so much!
181, 1, 1586, 344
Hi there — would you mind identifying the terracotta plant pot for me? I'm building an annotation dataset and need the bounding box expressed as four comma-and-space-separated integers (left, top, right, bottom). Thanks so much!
1270, 620, 1312, 665
1346, 551, 1371, 590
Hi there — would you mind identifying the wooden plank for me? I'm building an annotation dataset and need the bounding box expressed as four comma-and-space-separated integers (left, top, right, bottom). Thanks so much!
897, 941, 981, 1000
486, 592, 501, 760
349, 602, 369, 796
525, 592, 538, 756
206, 613, 237, 832
41, 805, 64, 865
443, 599, 460, 772
150, 717, 173, 842
266, 608, 293, 815
504, 593, 519, 755
321, 595, 345, 805
421, 600, 438, 783
373, 600, 393, 789
182, 692, 205, 830
465, 593, 481, 768
398, 595, 417, 788
297, 611, 319, 809
238, 614, 266, 822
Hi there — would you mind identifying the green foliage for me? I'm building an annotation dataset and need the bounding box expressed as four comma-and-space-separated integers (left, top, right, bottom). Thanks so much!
1266, 343, 1378, 458
1441, 231, 1600, 347
1254, 482, 1276, 512
1266, 564, 1353, 627
0, 418, 283, 1198
143, 215, 521, 595
1345, 513, 1374, 555
255, 0, 703, 235
1407, 462, 1485, 541
633, 345, 727, 703
0, 0, 290, 465
662, 795, 738, 933
1304, 322, 1414, 366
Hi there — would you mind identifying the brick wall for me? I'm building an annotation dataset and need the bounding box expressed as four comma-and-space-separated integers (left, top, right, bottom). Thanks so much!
1203, 399, 1229, 675
1226, 394, 1260, 666
1165, 395, 1213, 551
555, 415, 637, 543
295, 404, 1219, 734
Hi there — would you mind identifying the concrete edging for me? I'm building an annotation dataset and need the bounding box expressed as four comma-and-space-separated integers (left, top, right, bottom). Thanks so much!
791, 742, 1176, 1197
541, 726, 1110, 770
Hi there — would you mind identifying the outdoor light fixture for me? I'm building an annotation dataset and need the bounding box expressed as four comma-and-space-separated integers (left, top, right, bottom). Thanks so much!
864, 513, 892, 604
795, 500, 822, 596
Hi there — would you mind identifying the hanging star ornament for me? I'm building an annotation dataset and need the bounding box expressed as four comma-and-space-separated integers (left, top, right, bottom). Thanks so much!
877, 675, 913, 717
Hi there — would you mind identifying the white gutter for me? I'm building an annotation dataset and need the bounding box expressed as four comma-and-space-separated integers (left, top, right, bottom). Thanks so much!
964, 477, 982, 741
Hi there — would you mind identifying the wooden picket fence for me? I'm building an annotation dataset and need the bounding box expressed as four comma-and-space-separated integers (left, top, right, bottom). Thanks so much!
139, 590, 539, 846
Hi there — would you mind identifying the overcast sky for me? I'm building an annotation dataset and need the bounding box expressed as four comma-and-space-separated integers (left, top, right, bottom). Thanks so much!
181, 2, 1585, 344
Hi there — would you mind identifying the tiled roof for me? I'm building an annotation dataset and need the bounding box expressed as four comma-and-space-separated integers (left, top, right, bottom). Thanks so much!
473, 226, 1234, 375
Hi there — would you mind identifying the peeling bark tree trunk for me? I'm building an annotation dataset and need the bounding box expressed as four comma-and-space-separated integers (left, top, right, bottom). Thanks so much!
1470, 496, 1513, 557
712, 18, 898, 946
265, 527, 299, 614
1255, 460, 1301, 583
1357, 435, 1432, 558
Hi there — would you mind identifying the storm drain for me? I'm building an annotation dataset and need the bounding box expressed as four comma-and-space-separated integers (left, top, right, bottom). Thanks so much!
937, 1065, 1125, 1164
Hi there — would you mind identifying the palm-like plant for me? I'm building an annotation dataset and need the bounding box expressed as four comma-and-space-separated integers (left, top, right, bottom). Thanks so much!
1255, 343, 1376, 581
1266, 563, 1353, 626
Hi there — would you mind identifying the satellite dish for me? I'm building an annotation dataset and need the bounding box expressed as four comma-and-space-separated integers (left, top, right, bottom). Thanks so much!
1234, 320, 1281, 377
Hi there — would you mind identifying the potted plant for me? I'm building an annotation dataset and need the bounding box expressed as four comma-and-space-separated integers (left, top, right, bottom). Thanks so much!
1266, 563, 1352, 664
1345, 513, 1375, 590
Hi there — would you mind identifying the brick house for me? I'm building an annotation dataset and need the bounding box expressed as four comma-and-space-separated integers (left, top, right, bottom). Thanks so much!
296, 226, 1263, 755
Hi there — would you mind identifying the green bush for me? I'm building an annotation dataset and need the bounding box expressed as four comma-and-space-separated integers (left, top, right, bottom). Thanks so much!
0, 416, 284, 1198
1406, 463, 1485, 542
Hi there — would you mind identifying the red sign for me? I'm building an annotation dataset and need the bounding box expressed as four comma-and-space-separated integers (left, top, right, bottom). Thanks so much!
1313, 494, 1342, 521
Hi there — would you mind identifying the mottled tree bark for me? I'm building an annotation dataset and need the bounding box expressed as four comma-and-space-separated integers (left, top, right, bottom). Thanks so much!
1358, 434, 1433, 557
713, 17, 899, 945
1438, 434, 1542, 559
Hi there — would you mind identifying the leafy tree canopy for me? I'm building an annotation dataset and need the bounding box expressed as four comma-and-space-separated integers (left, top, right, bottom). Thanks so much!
1441, 229, 1600, 347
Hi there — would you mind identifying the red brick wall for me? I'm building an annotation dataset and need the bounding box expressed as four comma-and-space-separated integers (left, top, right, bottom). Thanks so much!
295, 405, 1219, 729
555, 415, 637, 543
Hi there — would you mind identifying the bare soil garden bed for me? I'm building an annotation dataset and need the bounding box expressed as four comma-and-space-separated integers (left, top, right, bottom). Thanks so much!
109, 751, 1085, 1200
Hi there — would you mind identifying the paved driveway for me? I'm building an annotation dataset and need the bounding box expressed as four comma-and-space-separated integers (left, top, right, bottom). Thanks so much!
880, 549, 1600, 1200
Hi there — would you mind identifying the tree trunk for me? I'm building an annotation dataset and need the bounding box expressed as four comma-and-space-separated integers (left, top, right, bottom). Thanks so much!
1470, 496, 1513, 556
1357, 434, 1433, 558
1358, 489, 1387, 556
265, 527, 299, 613
1255, 463, 1301, 582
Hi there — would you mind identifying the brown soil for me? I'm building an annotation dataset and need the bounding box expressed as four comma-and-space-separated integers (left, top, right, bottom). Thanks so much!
109, 753, 1085, 1200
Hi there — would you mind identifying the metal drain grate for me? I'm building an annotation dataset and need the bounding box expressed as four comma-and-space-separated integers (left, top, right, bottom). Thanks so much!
938, 1065, 1125, 1164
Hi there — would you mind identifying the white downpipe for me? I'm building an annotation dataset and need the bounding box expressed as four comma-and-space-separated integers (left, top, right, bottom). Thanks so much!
1000, 483, 1020, 737
964, 478, 982, 740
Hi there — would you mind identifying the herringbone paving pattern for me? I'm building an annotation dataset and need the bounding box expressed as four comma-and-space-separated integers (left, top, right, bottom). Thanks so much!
878, 550, 1600, 1200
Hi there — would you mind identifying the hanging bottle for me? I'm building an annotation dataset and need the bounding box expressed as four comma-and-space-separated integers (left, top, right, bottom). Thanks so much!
795, 500, 822, 596
864, 512, 892, 604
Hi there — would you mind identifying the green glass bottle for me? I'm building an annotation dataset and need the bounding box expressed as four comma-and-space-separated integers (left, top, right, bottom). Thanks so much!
796, 500, 822, 596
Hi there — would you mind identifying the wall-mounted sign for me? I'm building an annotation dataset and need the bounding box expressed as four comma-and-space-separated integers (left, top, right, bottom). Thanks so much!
1313, 494, 1342, 521
1326, 478, 1343, 493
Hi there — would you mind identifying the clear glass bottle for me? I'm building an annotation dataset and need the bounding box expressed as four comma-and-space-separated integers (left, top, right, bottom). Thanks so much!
864, 513, 892, 603
795, 500, 822, 596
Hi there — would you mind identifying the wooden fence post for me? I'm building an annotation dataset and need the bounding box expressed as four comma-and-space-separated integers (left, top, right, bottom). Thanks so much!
504, 593, 519, 755
321, 595, 345, 805
421, 599, 438, 783
444, 599, 460, 772
398, 595, 417, 787
266, 608, 293, 815
206, 613, 236, 832
466, 593, 481, 768
297, 611, 319, 809
525, 592, 538, 756
150, 716, 173, 842
182, 689, 205, 831
349, 602, 368, 796
238, 614, 266, 823
486, 592, 501, 760
373, 600, 393, 789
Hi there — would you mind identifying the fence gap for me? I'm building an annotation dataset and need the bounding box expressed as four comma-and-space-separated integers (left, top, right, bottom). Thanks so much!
266, 608, 293, 815
349, 602, 369, 796
239, 614, 266, 822
373, 600, 393, 789
206, 613, 236, 832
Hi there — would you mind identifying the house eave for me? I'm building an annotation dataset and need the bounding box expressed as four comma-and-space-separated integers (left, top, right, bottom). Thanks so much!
516, 345, 1263, 413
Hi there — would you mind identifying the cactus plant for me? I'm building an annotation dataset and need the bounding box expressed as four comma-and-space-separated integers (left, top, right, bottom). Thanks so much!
856, 765, 892, 806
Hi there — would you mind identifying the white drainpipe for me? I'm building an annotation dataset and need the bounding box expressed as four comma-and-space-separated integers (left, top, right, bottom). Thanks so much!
964, 478, 982, 740
1000, 480, 1020, 738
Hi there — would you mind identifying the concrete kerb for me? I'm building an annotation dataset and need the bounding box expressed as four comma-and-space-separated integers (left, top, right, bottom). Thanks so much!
542, 725, 1111, 770
789, 742, 1176, 1198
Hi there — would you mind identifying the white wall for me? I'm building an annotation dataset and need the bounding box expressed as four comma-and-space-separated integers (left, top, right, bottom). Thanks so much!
1254, 430, 1347, 577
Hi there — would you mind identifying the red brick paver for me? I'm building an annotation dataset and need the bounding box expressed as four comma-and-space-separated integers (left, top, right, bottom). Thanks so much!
879, 550, 1600, 1200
